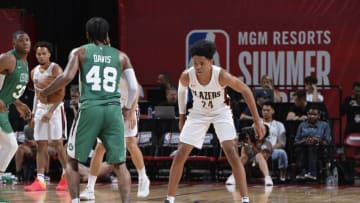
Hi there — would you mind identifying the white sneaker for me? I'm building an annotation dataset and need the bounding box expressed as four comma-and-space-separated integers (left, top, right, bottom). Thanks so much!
137, 176, 150, 198
264, 176, 273, 186
80, 187, 95, 200
225, 174, 235, 185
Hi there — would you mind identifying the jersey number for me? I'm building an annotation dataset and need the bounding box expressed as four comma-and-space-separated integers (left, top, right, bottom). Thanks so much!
201, 100, 214, 109
86, 65, 118, 92
12, 84, 26, 99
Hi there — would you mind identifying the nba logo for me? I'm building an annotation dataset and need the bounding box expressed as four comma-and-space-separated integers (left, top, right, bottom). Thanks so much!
185, 29, 230, 71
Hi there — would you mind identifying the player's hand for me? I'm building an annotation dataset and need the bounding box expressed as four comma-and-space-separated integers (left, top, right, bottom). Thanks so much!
254, 119, 266, 140
14, 101, 31, 120
0, 99, 6, 112
41, 111, 53, 123
122, 107, 131, 121
178, 114, 186, 131
128, 110, 137, 129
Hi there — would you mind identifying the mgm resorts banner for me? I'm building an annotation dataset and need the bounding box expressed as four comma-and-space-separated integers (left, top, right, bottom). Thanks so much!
119, 0, 360, 116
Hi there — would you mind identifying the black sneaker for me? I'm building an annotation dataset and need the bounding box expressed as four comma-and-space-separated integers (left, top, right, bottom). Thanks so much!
164, 200, 171, 203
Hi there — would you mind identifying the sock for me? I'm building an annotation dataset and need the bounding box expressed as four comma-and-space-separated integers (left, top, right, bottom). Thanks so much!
166, 196, 175, 203
37, 173, 45, 182
87, 175, 97, 191
137, 167, 147, 179
242, 196, 250, 203
71, 198, 80, 203
62, 168, 66, 175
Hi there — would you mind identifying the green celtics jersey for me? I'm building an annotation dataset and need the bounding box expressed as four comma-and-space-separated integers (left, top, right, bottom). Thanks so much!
0, 50, 29, 106
79, 43, 122, 109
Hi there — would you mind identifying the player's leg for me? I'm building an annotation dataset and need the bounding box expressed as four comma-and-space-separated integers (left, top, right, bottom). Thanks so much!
101, 104, 130, 202
49, 104, 69, 190
125, 119, 150, 197
67, 107, 102, 202
25, 107, 50, 191
80, 142, 106, 200
165, 113, 208, 203
0, 112, 18, 174
214, 109, 250, 203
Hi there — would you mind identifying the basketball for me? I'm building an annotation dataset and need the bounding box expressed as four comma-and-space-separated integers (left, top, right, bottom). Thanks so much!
36, 75, 65, 104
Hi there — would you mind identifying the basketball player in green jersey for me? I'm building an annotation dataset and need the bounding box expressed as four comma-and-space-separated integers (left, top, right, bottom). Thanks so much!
0, 31, 32, 178
40, 17, 137, 203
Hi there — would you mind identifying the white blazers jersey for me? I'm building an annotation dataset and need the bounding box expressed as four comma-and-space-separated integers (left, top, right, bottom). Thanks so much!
33, 62, 55, 85
187, 65, 227, 113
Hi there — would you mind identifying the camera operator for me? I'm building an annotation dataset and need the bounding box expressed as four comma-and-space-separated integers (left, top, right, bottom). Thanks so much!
294, 106, 332, 181
226, 125, 274, 186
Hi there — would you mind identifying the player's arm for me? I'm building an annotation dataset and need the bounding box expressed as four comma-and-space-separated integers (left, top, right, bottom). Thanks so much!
40, 48, 81, 96
219, 69, 266, 139
0, 53, 16, 74
178, 71, 189, 130
0, 53, 16, 111
119, 51, 138, 109
30, 69, 39, 120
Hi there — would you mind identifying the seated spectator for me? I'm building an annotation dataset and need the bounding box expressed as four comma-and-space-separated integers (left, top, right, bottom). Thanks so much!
304, 76, 324, 102
260, 75, 282, 102
158, 86, 179, 116
148, 72, 175, 106
286, 90, 309, 121
262, 102, 288, 182
341, 82, 360, 135
240, 90, 271, 120
287, 90, 328, 121
294, 106, 332, 181
64, 84, 79, 134
226, 125, 273, 186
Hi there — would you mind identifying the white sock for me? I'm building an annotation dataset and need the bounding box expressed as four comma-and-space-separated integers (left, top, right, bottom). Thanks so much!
62, 168, 66, 175
87, 175, 97, 191
37, 173, 45, 182
242, 196, 250, 203
71, 198, 80, 203
137, 167, 147, 179
0, 132, 18, 171
166, 196, 175, 203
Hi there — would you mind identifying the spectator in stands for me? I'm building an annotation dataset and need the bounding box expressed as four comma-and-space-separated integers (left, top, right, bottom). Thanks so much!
262, 102, 288, 182
286, 90, 308, 121
260, 75, 282, 103
341, 82, 360, 135
294, 106, 332, 181
227, 125, 273, 186
304, 76, 324, 102
240, 90, 271, 120
159, 86, 179, 116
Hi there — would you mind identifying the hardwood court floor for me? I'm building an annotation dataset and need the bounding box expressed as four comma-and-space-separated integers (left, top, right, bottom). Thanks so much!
0, 182, 359, 203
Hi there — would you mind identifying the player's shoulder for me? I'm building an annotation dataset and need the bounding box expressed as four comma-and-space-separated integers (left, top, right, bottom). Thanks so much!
0, 51, 16, 62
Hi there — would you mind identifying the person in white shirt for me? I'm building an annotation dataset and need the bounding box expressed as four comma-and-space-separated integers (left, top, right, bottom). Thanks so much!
262, 102, 288, 182
304, 76, 324, 102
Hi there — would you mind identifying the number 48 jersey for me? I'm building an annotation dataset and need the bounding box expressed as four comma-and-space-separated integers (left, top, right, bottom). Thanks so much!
79, 43, 122, 109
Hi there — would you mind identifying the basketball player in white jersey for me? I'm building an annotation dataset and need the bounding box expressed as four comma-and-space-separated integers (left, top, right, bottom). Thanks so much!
80, 71, 150, 200
164, 40, 266, 203
24, 41, 68, 191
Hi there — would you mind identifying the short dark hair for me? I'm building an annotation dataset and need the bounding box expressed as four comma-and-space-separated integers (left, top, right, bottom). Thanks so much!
307, 105, 320, 114
12, 30, 27, 40
293, 90, 307, 100
263, 101, 275, 110
86, 17, 109, 43
352, 82, 360, 89
189, 40, 216, 59
34, 41, 53, 54
305, 76, 318, 85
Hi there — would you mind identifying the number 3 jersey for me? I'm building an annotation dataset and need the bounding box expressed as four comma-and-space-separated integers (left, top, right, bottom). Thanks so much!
187, 65, 227, 113
79, 43, 122, 109
0, 49, 29, 106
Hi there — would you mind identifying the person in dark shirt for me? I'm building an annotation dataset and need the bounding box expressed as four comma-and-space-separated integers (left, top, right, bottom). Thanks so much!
158, 86, 179, 116
341, 82, 360, 135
